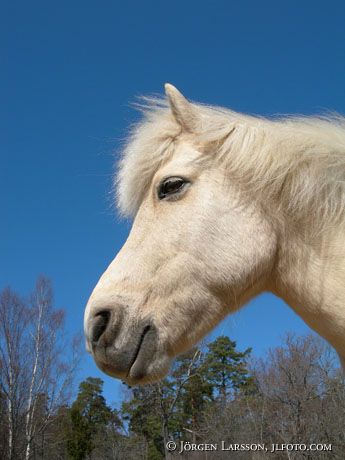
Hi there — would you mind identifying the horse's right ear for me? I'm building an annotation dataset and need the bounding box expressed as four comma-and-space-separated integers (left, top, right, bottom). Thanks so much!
164, 83, 198, 132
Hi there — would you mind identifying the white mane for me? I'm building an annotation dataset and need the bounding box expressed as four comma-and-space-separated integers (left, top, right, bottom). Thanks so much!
116, 97, 345, 232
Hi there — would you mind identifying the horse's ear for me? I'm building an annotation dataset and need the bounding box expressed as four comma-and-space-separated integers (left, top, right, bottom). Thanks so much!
164, 83, 198, 132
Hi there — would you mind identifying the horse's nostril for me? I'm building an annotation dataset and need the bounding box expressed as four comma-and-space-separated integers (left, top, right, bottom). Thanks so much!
91, 310, 111, 344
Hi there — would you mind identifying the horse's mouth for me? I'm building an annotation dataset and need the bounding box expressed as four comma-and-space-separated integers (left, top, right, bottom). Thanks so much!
126, 324, 154, 381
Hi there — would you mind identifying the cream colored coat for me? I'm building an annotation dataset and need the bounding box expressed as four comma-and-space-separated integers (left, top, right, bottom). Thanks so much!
84, 84, 345, 384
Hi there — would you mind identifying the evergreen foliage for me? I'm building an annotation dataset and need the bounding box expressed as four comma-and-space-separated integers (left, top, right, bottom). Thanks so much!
66, 377, 121, 460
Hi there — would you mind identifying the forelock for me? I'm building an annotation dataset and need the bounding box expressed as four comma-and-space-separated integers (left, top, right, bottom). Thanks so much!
115, 100, 181, 217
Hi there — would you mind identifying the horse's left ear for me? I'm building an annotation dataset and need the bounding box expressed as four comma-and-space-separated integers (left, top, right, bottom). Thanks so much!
165, 83, 198, 132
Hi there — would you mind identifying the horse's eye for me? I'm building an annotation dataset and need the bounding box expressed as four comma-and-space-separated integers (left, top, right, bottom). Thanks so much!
158, 177, 187, 200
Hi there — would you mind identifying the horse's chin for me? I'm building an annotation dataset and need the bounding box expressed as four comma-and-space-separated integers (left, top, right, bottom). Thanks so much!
127, 354, 172, 385
93, 349, 172, 386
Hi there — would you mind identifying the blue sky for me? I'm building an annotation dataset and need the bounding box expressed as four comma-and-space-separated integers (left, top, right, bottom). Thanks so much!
2, 1, 345, 406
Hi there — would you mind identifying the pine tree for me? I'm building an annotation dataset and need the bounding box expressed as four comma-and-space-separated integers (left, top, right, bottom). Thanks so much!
66, 377, 120, 460
203, 336, 253, 400
122, 384, 164, 459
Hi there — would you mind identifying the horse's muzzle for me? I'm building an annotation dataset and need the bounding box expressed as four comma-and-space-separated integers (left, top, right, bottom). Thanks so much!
87, 307, 158, 384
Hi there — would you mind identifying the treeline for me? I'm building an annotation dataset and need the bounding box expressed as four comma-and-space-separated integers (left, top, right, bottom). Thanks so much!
1, 280, 344, 459
69, 336, 344, 460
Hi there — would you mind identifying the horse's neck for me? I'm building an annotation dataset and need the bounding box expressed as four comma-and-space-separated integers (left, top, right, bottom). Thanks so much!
272, 228, 345, 361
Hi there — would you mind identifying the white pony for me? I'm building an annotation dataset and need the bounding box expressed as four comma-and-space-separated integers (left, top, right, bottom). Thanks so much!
84, 84, 345, 384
